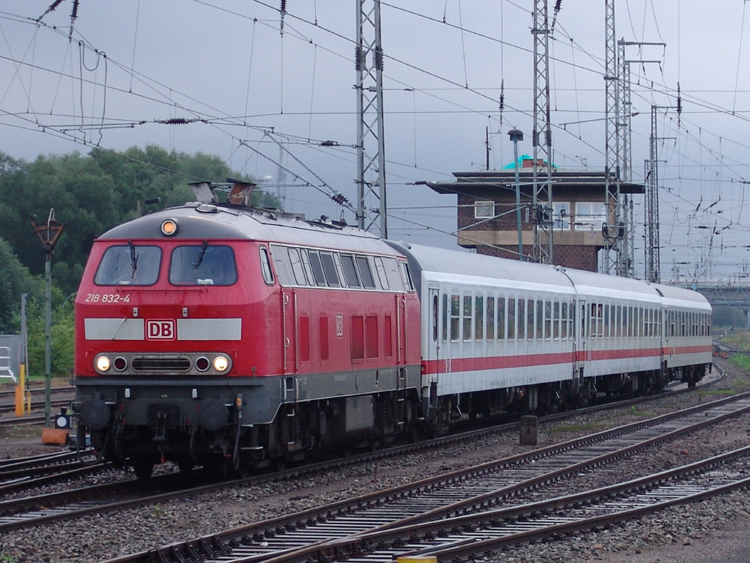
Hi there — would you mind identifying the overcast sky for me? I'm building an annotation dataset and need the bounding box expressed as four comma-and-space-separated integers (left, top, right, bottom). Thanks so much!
1, 1, 749, 283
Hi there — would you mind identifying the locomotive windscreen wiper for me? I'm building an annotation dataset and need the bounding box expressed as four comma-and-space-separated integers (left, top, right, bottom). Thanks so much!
127, 240, 138, 278
193, 240, 209, 271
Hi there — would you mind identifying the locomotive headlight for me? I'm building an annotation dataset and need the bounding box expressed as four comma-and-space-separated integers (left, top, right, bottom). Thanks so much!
95, 355, 111, 373
160, 219, 178, 236
213, 355, 230, 373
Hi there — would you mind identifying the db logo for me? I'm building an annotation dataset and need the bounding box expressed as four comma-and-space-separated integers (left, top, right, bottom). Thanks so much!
146, 320, 176, 340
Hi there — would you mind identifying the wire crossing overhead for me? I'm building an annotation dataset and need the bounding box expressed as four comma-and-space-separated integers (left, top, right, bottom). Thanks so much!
356, 0, 388, 239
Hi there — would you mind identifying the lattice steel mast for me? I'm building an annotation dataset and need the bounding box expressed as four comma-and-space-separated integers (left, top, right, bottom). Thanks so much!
355, 0, 387, 238
603, 0, 623, 276
645, 105, 661, 283
531, 0, 553, 264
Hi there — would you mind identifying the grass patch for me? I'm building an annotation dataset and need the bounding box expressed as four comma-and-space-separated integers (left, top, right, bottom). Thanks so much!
729, 353, 750, 371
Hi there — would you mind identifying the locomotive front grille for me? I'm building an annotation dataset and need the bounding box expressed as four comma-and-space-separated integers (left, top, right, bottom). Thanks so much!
132, 357, 191, 372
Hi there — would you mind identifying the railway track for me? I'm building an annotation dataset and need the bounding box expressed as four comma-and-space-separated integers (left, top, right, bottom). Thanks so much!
0, 385, 691, 561
266, 445, 750, 563
0, 367, 725, 535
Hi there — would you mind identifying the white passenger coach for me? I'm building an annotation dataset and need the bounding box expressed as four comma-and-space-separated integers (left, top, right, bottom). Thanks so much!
389, 242, 712, 429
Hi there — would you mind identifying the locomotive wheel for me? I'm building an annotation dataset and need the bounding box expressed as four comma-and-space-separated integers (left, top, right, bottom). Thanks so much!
133, 462, 155, 480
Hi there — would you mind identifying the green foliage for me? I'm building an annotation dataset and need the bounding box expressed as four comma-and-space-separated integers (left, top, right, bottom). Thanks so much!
729, 353, 750, 371
0, 146, 280, 377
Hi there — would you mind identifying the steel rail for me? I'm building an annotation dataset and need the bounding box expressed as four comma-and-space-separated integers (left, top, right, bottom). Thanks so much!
104, 382, 749, 563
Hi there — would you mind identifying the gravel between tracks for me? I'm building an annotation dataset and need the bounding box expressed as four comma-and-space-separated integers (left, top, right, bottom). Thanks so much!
1, 361, 750, 563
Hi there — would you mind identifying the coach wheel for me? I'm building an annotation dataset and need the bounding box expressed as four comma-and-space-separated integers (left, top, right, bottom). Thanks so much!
133, 462, 154, 480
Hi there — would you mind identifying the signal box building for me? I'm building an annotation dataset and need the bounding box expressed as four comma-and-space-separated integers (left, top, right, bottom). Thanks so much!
426, 157, 645, 273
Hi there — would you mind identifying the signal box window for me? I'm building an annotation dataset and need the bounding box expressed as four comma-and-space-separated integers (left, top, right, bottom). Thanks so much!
169, 244, 237, 286
474, 201, 495, 218
95, 245, 161, 286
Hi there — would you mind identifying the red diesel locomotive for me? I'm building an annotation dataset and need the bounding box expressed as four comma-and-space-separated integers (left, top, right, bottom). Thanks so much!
74, 196, 421, 478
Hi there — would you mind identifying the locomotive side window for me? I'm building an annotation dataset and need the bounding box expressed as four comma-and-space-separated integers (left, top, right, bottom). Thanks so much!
400, 262, 415, 291
340, 254, 361, 287
307, 251, 327, 286
374, 257, 390, 290
356, 256, 376, 289
260, 247, 275, 285
288, 248, 310, 286
319, 252, 340, 287
95, 244, 162, 286
169, 244, 237, 286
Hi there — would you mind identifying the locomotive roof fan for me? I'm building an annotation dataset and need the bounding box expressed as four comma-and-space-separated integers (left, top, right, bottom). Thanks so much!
227, 178, 256, 206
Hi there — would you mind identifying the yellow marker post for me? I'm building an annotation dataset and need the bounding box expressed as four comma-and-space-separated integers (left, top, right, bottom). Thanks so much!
14, 362, 25, 417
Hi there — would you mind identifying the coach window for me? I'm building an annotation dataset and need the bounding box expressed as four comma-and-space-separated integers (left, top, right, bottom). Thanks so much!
432, 294, 439, 341
356, 256, 376, 289
341, 254, 360, 288
96, 245, 162, 286
497, 297, 506, 340
319, 252, 341, 287
537, 300, 545, 339
507, 298, 515, 340
475, 295, 484, 340
544, 301, 552, 339
518, 299, 526, 340
450, 294, 460, 341
528, 299, 536, 341
442, 293, 449, 341
259, 247, 275, 285
561, 302, 568, 339
553, 302, 560, 339
463, 295, 473, 342
486, 296, 495, 340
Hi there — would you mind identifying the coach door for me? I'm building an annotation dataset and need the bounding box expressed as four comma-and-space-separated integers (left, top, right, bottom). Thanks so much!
574, 298, 588, 379
424, 287, 442, 410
